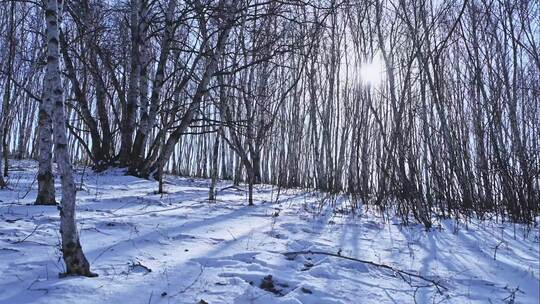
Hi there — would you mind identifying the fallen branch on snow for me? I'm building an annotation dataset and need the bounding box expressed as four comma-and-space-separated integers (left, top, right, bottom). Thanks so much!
10, 224, 40, 244
169, 264, 204, 297
283, 250, 447, 294
218, 185, 246, 192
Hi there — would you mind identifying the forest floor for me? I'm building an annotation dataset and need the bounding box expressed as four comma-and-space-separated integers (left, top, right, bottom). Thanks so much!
0, 160, 538, 304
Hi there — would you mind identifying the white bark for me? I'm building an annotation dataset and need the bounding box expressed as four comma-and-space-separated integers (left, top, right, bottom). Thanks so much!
44, 0, 95, 276
119, 0, 141, 165
209, 134, 220, 201
35, 99, 56, 204
0, 92, 6, 188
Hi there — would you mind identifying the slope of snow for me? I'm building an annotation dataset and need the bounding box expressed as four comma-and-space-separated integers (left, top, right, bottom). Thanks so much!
0, 160, 538, 303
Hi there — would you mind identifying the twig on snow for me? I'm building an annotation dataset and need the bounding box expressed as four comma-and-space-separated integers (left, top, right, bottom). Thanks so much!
227, 229, 237, 241
147, 291, 154, 304
10, 224, 40, 244
219, 185, 245, 192
493, 240, 506, 260
27, 277, 49, 294
283, 250, 447, 294
170, 264, 204, 297
91, 243, 118, 264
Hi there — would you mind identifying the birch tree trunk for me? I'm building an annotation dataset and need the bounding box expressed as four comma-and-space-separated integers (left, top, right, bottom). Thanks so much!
36, 21, 56, 205
119, 0, 141, 166
0, 84, 8, 188
44, 0, 95, 277
0, 1, 17, 188
35, 99, 56, 204
131, 0, 176, 171
0, 101, 6, 188
209, 133, 220, 201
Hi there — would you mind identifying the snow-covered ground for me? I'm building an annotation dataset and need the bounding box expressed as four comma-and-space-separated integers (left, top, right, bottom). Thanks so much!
0, 160, 538, 304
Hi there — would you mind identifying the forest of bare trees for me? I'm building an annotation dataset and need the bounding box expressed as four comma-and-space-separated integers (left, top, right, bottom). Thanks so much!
0, 0, 539, 274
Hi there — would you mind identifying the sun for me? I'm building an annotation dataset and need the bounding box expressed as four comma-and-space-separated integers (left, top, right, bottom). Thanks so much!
359, 55, 384, 87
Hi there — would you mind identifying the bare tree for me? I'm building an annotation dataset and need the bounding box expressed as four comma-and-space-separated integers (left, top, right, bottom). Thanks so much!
43, 0, 95, 276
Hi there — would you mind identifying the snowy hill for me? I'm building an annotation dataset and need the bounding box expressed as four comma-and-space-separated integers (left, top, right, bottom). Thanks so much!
0, 161, 538, 304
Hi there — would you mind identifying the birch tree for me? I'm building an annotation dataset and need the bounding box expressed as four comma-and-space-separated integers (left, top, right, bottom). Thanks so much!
43, 0, 95, 276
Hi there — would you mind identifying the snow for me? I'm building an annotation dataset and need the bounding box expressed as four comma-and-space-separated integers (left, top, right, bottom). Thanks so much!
0, 160, 538, 304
